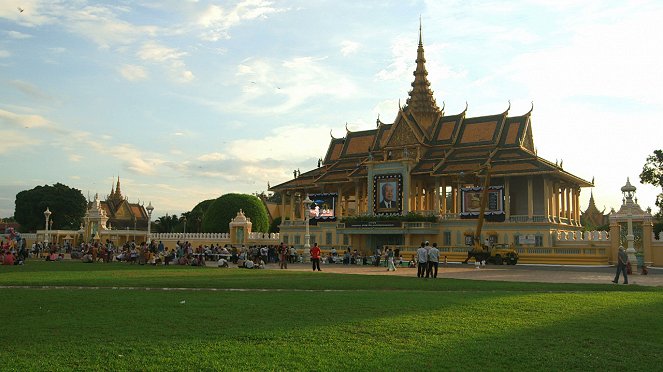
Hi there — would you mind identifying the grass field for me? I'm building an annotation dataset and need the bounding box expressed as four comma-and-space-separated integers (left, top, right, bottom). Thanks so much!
1, 261, 662, 371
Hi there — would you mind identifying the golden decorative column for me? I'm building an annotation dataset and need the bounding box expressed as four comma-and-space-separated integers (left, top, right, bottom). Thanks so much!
527, 176, 534, 221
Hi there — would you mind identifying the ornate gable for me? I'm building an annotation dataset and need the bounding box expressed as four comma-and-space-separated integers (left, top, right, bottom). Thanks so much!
385, 116, 420, 147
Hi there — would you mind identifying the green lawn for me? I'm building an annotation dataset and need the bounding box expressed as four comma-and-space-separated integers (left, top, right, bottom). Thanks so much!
1, 261, 662, 371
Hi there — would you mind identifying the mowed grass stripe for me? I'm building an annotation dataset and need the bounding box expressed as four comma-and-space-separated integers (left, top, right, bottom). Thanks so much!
1, 287, 662, 370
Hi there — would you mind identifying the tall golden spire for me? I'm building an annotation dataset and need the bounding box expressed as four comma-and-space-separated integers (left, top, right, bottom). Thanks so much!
115, 176, 122, 199
405, 20, 441, 133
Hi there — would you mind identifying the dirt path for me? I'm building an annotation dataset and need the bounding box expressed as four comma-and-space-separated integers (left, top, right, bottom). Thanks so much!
266, 262, 663, 287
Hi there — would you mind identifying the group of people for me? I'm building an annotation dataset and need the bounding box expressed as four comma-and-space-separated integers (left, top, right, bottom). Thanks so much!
415, 241, 443, 278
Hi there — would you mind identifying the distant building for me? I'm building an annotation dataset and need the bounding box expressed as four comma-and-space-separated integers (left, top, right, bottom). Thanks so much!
97, 177, 149, 230
580, 191, 609, 229
270, 27, 592, 255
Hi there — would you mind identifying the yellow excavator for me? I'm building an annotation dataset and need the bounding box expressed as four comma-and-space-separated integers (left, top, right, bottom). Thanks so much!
462, 164, 518, 265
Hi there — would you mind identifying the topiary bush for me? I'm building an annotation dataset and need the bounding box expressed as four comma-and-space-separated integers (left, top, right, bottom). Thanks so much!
201, 193, 269, 233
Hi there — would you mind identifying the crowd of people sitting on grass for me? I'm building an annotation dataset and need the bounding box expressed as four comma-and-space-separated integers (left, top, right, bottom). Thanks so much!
6, 237, 416, 271
2, 238, 28, 265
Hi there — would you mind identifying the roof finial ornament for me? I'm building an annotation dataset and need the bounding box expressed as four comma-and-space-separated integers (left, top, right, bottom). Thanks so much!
464, 101, 469, 113
330, 129, 335, 139
376, 113, 381, 128
345, 122, 350, 133
441, 100, 445, 111
591, 176, 595, 185
505, 100, 511, 114
527, 101, 534, 115
419, 15, 423, 46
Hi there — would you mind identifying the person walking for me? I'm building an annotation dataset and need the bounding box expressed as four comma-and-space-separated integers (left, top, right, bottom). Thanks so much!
279, 242, 288, 269
427, 243, 440, 278
416, 242, 428, 278
310, 242, 322, 271
386, 248, 396, 271
612, 246, 629, 284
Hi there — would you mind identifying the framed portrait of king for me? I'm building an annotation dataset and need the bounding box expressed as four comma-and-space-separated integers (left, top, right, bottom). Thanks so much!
373, 174, 402, 214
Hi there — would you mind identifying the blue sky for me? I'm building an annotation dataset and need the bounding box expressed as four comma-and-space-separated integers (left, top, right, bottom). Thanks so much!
1, 0, 661, 219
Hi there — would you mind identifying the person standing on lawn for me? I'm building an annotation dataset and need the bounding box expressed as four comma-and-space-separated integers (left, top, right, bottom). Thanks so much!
416, 242, 428, 278
427, 242, 440, 278
612, 246, 629, 284
279, 242, 288, 269
310, 243, 322, 271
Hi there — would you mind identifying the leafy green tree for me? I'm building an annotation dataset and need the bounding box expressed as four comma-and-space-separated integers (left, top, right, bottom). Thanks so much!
268, 216, 282, 234
640, 149, 663, 216
14, 183, 87, 232
154, 214, 179, 233
202, 194, 269, 233
187, 199, 214, 233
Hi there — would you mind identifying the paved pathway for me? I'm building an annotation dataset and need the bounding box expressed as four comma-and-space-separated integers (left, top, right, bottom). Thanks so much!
265, 262, 663, 287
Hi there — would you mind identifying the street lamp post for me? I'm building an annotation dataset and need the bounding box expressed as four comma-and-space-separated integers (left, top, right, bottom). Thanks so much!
44, 207, 52, 245
49, 219, 54, 246
621, 178, 638, 274
302, 194, 312, 263
146, 202, 154, 244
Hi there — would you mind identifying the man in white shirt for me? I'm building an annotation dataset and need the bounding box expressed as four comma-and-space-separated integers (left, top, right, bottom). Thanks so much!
427, 242, 440, 278
416, 242, 428, 278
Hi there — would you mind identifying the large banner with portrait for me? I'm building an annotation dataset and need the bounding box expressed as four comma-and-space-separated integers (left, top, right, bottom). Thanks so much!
373, 174, 402, 215
460, 185, 505, 222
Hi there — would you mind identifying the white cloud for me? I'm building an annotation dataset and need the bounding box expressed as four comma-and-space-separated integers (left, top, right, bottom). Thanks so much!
225, 123, 330, 162
197, 152, 228, 161
0, 108, 52, 129
138, 41, 186, 62
6, 30, 31, 39
0, 50, 10, 58
197, 0, 284, 41
138, 42, 194, 83
233, 56, 358, 113
10, 80, 54, 101
0, 130, 37, 154
376, 36, 411, 81
340, 40, 360, 56
119, 64, 148, 81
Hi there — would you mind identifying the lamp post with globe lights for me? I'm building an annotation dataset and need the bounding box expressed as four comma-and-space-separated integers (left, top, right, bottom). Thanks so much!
146, 202, 154, 244
621, 178, 638, 274
302, 194, 312, 263
44, 207, 52, 245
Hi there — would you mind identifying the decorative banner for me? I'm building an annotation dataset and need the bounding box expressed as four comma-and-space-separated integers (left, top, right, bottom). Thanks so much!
460, 186, 505, 221
346, 221, 402, 228
308, 193, 338, 224
373, 174, 403, 215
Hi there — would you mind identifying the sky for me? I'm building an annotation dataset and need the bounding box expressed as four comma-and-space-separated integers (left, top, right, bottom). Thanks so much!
1, 0, 662, 220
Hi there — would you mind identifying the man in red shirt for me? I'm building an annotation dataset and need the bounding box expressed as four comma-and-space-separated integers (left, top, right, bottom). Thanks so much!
310, 243, 322, 271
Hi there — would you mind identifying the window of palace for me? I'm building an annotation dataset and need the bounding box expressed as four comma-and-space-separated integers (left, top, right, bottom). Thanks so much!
443, 231, 451, 246
294, 235, 300, 244
326, 232, 332, 245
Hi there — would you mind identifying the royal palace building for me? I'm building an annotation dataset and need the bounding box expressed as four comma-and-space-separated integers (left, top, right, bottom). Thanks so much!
269, 29, 601, 262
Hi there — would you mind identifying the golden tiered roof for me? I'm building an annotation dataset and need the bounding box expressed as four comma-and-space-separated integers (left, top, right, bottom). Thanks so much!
271, 30, 591, 192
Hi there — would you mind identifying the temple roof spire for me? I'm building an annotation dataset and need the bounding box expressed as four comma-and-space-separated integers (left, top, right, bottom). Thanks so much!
405, 21, 441, 133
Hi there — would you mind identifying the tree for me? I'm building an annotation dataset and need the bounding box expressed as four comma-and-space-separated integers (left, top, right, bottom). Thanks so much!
268, 216, 282, 234
187, 199, 214, 233
640, 149, 663, 216
154, 214, 179, 233
14, 183, 87, 232
201, 194, 269, 233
